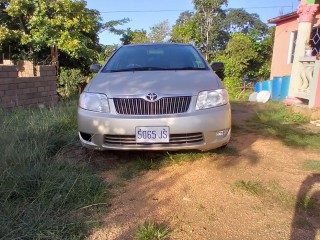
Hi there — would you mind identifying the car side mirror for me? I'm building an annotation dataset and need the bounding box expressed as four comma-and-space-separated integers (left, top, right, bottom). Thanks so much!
211, 62, 224, 71
90, 64, 102, 73
211, 62, 224, 80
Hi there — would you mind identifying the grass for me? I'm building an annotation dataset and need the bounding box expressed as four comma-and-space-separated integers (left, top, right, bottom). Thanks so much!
135, 221, 171, 240
245, 101, 320, 150
268, 181, 296, 209
234, 180, 267, 196
293, 218, 313, 229
297, 195, 317, 211
234, 180, 318, 212
234, 180, 295, 209
303, 160, 320, 172
2, 99, 318, 238
119, 147, 239, 180
0, 101, 109, 239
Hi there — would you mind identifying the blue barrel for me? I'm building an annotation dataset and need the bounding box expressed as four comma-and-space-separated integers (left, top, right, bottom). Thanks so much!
254, 82, 262, 93
280, 75, 290, 100
262, 80, 273, 94
271, 76, 282, 100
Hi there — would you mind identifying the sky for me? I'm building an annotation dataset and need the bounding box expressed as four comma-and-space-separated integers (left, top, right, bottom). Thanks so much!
85, 0, 300, 45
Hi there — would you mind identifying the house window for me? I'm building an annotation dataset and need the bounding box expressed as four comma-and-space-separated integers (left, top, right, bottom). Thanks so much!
287, 31, 297, 64
310, 28, 320, 56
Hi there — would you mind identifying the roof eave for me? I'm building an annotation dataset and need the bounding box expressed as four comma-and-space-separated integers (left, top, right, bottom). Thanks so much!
267, 12, 298, 24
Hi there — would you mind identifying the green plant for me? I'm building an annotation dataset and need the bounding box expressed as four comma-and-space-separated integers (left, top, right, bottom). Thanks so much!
136, 221, 171, 240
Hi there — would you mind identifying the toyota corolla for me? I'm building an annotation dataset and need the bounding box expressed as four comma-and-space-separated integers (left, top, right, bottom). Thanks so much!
78, 43, 231, 151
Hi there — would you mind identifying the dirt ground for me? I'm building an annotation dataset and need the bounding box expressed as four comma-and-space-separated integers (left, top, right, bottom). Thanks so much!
72, 103, 320, 240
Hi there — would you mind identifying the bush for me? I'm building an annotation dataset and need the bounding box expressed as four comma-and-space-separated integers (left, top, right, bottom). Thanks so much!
58, 68, 87, 98
223, 76, 242, 99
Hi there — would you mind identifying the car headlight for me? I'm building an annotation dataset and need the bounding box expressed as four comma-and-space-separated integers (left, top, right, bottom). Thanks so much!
79, 92, 110, 113
196, 89, 229, 110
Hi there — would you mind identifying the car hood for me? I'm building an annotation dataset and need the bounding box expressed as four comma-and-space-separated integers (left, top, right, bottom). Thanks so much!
86, 70, 223, 97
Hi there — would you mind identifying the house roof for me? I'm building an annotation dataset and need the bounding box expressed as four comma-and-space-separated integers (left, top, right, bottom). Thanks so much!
267, 12, 298, 24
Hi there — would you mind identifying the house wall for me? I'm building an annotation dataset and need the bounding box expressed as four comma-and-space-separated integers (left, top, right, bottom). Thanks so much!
270, 18, 298, 79
270, 11, 320, 80
0, 61, 58, 108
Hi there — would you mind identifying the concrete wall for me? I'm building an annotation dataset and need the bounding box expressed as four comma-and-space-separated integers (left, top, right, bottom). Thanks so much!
0, 61, 58, 108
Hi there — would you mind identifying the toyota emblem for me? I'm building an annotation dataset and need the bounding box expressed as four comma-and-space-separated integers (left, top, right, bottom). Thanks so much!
146, 93, 158, 102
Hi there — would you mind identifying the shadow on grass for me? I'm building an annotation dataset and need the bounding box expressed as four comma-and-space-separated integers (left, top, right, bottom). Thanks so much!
232, 101, 320, 151
290, 174, 320, 240
74, 145, 240, 181
254, 101, 319, 149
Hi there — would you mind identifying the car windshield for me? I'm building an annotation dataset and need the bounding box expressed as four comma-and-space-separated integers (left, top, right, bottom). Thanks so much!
102, 44, 208, 73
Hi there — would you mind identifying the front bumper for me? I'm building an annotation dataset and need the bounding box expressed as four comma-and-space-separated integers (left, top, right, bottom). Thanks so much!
77, 103, 231, 151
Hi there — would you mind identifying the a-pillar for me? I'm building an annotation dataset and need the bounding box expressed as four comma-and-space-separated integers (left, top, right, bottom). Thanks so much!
289, 3, 319, 97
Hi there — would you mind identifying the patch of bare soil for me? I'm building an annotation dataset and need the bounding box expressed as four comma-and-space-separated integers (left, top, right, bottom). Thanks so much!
71, 103, 320, 240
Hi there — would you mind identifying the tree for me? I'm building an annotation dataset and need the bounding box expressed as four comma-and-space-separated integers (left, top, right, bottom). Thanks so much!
0, 0, 129, 72
171, 11, 195, 43
192, 0, 228, 59
248, 27, 275, 81
175, 11, 194, 26
215, 33, 258, 97
120, 28, 149, 45
98, 44, 119, 64
148, 20, 171, 42
131, 30, 149, 44
222, 9, 273, 80
170, 3, 273, 92
101, 18, 130, 35
223, 8, 268, 37
2, 0, 100, 63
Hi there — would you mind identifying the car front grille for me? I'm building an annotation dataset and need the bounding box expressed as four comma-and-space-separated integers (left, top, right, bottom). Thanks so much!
104, 132, 203, 145
113, 96, 191, 115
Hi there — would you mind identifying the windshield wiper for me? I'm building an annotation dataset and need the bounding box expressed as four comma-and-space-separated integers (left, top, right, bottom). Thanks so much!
109, 67, 167, 72
172, 67, 206, 70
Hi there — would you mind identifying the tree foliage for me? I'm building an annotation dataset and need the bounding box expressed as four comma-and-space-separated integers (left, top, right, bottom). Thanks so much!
223, 8, 268, 36
192, 0, 228, 59
215, 33, 258, 97
170, 2, 273, 95
0, 0, 128, 73
175, 11, 193, 26
102, 18, 130, 35
171, 11, 195, 43
120, 20, 171, 45
1, 0, 100, 62
148, 20, 171, 42
120, 28, 149, 45
1, 0, 274, 95
249, 27, 275, 81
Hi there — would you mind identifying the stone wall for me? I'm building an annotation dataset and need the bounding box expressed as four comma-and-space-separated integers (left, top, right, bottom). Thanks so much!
0, 61, 58, 108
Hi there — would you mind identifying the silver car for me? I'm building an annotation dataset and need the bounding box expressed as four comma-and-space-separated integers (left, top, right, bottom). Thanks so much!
78, 43, 231, 151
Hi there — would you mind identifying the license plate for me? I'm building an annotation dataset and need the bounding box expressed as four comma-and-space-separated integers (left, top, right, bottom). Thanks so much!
135, 126, 169, 143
